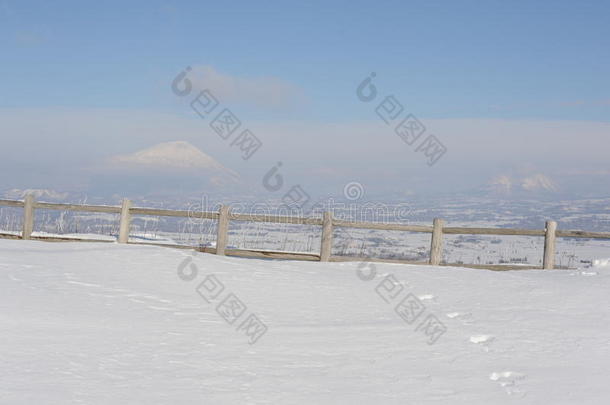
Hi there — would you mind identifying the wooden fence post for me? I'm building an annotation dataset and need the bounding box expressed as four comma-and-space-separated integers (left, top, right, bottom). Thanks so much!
118, 199, 132, 243
22, 194, 35, 240
320, 211, 333, 262
543, 220, 557, 269
429, 218, 445, 265
216, 205, 230, 255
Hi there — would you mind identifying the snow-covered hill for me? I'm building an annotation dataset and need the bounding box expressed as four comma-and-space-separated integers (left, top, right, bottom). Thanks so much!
1, 239, 609, 404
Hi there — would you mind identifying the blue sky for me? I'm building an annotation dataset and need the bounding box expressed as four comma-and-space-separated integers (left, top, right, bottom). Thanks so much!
1, 0, 609, 198
2, 0, 609, 120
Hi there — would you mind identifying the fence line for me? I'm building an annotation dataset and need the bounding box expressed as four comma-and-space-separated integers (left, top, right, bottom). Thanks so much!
1, 196, 609, 271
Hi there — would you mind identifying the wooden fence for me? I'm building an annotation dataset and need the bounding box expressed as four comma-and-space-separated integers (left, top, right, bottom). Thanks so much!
1, 196, 609, 270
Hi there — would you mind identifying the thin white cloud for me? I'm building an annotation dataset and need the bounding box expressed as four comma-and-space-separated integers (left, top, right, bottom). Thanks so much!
14, 31, 46, 46
185, 65, 303, 108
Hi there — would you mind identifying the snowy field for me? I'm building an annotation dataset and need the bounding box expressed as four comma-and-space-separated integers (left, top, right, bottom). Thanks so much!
1, 239, 610, 404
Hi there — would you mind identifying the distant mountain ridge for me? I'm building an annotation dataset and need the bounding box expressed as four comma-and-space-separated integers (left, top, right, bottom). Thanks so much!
4, 188, 69, 201
486, 173, 558, 196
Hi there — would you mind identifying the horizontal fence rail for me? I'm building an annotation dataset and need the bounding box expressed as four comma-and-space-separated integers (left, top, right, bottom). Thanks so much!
333, 219, 433, 233
231, 212, 323, 225
0, 199, 25, 208
1, 196, 609, 271
33, 202, 122, 214
556, 230, 610, 239
441, 227, 546, 236
130, 207, 219, 219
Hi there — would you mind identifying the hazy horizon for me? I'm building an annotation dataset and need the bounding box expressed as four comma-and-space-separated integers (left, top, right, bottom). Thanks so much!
1, 1, 609, 201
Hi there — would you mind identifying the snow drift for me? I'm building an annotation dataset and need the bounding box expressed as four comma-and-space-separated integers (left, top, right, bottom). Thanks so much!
1, 239, 609, 404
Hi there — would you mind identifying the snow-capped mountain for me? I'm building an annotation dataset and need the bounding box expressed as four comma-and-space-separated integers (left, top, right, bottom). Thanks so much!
109, 141, 239, 178
103, 141, 240, 190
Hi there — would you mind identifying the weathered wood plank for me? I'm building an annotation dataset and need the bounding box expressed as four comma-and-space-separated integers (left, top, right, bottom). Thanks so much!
31, 236, 114, 243
128, 241, 201, 250
333, 219, 433, 233
118, 199, 132, 244
328, 255, 548, 270
22, 194, 35, 240
442, 263, 542, 271
225, 248, 320, 261
442, 227, 545, 236
329, 255, 428, 265
429, 218, 445, 265
543, 220, 557, 269
0, 232, 22, 240
34, 202, 122, 214
216, 205, 230, 256
128, 243, 319, 260
131, 243, 321, 260
556, 230, 610, 239
0, 199, 25, 208
130, 207, 218, 219
320, 211, 333, 262
230, 212, 323, 225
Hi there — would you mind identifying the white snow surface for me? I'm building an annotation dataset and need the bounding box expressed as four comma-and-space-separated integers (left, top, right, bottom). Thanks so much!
1, 239, 610, 404
592, 258, 610, 268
